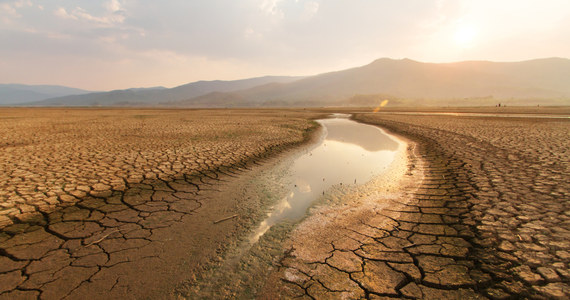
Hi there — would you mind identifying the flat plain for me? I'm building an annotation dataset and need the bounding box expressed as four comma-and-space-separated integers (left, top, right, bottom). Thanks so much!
1, 107, 569, 299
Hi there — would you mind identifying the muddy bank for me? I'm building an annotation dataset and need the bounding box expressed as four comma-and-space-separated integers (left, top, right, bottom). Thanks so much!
175, 124, 328, 299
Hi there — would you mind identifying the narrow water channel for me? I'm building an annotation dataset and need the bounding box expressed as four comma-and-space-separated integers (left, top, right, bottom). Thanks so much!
249, 115, 400, 243
185, 115, 404, 297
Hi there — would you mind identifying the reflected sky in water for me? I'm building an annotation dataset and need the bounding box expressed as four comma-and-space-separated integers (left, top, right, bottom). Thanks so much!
250, 117, 400, 243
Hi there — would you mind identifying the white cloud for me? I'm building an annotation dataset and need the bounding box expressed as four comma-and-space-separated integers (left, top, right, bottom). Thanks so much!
54, 7, 77, 20
244, 26, 263, 39
0, 3, 20, 18
1, 0, 32, 18
15, 0, 32, 7
1, 0, 36, 25
304, 2, 318, 15
301, 1, 319, 20
104, 0, 122, 13
260, 0, 284, 15
53, 2, 125, 26
74, 7, 106, 23
259, 0, 319, 21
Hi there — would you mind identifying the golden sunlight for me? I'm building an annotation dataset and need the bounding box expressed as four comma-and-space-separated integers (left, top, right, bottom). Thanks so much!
373, 99, 389, 113
454, 24, 477, 48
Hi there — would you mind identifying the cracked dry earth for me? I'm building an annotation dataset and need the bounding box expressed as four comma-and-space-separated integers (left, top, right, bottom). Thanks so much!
0, 108, 319, 299
261, 112, 569, 299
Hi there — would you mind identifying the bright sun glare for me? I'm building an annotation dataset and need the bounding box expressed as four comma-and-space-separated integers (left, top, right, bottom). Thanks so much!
454, 25, 477, 48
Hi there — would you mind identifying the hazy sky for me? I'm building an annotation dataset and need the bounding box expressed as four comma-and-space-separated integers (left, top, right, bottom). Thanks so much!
1, 0, 569, 90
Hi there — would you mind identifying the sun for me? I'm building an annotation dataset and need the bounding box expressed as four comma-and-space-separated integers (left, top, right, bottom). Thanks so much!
454, 25, 477, 48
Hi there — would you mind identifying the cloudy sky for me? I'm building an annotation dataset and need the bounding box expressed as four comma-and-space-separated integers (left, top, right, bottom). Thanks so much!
1, 0, 569, 90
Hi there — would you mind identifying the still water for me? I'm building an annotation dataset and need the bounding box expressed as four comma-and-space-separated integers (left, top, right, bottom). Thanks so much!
250, 116, 400, 242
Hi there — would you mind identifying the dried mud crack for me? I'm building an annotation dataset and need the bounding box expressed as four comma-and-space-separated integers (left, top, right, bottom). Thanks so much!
260, 113, 569, 299
0, 108, 321, 300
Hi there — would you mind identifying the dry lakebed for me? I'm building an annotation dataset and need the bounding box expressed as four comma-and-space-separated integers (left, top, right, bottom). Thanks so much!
0, 107, 569, 299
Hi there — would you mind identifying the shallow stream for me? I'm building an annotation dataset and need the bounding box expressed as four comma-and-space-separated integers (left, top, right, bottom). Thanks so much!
249, 114, 400, 242
184, 114, 404, 297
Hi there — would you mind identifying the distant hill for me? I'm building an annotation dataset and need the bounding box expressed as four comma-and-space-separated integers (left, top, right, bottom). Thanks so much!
31, 76, 301, 106
176, 57, 570, 107
29, 86, 167, 106
0, 84, 92, 105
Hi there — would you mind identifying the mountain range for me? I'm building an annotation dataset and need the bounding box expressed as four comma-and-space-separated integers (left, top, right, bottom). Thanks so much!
176, 57, 570, 107
0, 84, 92, 105
2, 58, 569, 107
26, 76, 301, 107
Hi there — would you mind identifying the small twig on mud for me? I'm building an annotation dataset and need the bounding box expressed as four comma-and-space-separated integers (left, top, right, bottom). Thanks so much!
85, 229, 121, 247
213, 214, 238, 224
278, 246, 296, 265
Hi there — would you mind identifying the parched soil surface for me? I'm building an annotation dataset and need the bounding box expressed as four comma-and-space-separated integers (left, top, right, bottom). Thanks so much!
0, 108, 320, 299
262, 112, 569, 299
2, 107, 569, 299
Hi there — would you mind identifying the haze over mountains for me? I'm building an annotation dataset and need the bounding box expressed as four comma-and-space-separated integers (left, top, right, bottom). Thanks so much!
0, 84, 91, 105
26, 76, 301, 107
3, 58, 569, 107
